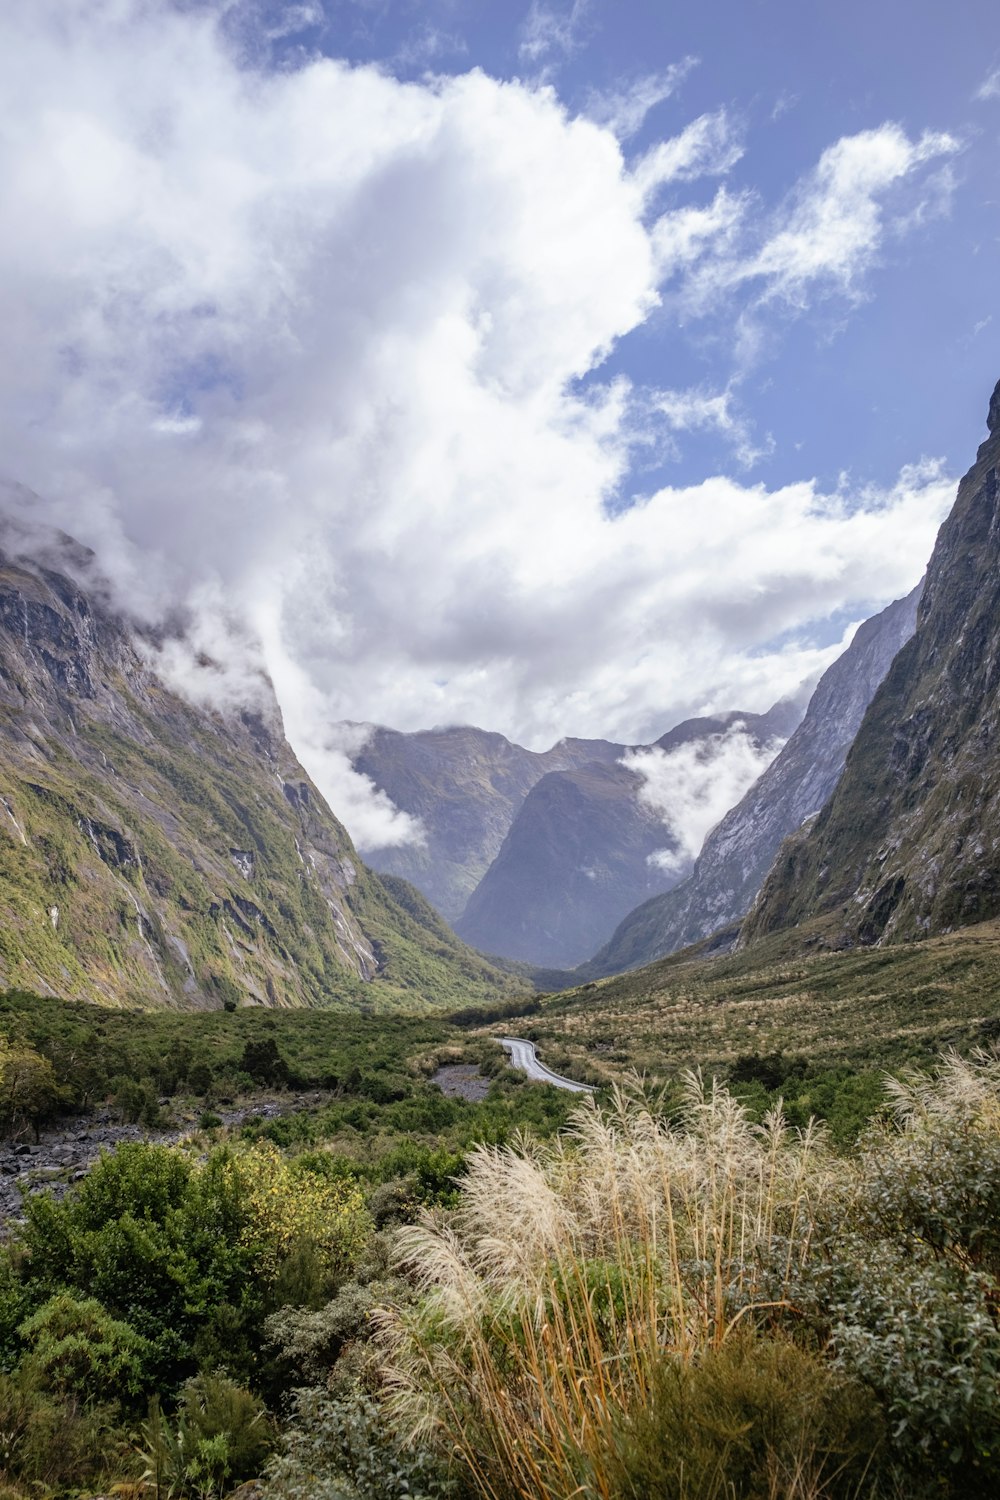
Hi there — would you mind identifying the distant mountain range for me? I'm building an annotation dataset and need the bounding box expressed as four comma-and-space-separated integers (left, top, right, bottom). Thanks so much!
0, 517, 513, 1010
352, 726, 625, 921
744, 379, 1000, 949
354, 705, 800, 969
3, 380, 994, 1010
454, 706, 799, 969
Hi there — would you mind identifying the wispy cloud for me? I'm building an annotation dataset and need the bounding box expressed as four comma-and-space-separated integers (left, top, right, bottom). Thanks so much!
646, 386, 773, 469
633, 108, 745, 201
744, 126, 959, 304
518, 0, 590, 72
262, 3, 325, 42
678, 124, 959, 322
650, 188, 748, 278
391, 24, 468, 73
975, 67, 1000, 101
585, 58, 698, 140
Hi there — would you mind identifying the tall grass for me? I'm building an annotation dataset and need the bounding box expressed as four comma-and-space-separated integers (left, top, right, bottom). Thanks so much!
381, 1074, 841, 1500
378, 1055, 1000, 1500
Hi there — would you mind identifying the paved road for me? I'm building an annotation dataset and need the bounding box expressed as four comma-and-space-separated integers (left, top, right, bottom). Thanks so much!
499, 1037, 596, 1093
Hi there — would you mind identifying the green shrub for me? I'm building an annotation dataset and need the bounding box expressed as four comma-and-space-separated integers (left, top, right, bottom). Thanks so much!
0, 1369, 133, 1491
262, 1386, 458, 1500
609, 1335, 882, 1499
18, 1293, 152, 1405
140, 1376, 275, 1499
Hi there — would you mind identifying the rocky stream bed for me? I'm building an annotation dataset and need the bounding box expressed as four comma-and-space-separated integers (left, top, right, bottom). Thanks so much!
0, 1093, 331, 1228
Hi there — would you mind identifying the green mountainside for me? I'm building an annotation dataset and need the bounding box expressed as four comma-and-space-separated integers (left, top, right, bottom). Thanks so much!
744, 378, 1000, 949
0, 523, 516, 1011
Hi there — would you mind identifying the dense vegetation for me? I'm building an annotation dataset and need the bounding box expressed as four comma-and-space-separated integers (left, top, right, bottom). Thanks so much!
0, 988, 575, 1497
0, 960, 998, 1498
380, 1056, 1000, 1499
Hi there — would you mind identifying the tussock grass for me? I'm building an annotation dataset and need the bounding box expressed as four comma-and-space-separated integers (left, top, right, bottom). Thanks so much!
381, 1076, 838, 1500
377, 1053, 1000, 1500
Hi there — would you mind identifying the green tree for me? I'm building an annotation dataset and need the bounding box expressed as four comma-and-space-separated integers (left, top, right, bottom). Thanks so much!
0, 1044, 68, 1141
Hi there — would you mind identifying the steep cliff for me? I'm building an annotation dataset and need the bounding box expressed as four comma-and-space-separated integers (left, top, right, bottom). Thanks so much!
744, 379, 1000, 948
0, 520, 513, 1010
583, 586, 921, 976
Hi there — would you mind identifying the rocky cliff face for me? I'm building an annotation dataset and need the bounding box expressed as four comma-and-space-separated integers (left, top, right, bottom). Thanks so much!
0, 520, 512, 1010
583, 586, 921, 976
454, 706, 799, 969
744, 379, 1000, 949
353, 725, 625, 920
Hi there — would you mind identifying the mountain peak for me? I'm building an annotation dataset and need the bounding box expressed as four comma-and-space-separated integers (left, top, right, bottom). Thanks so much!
988, 376, 1000, 436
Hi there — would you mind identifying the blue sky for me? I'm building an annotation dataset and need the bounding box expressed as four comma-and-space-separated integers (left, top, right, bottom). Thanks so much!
250, 0, 1000, 492
0, 0, 996, 844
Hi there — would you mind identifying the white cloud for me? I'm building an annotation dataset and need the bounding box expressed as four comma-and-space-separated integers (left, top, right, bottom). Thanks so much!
391, 25, 468, 73
0, 3, 960, 851
633, 109, 744, 201
645, 385, 772, 467
729, 125, 959, 307
262, 4, 325, 43
650, 187, 748, 277
585, 59, 698, 141
975, 67, 1000, 101
625, 722, 787, 873
518, 0, 589, 70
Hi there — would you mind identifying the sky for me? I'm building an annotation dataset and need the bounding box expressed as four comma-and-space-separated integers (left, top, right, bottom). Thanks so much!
0, 0, 997, 848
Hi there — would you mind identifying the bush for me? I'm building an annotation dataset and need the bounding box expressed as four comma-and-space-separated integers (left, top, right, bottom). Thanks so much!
381, 1057, 1000, 1500
611, 1336, 881, 1500
262, 1386, 458, 1500
0, 1369, 133, 1492
18, 1293, 152, 1406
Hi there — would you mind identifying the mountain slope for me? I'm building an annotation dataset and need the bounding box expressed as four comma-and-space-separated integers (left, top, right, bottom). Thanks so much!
744, 379, 1000, 948
0, 518, 515, 1011
455, 707, 798, 968
583, 586, 921, 976
353, 725, 625, 919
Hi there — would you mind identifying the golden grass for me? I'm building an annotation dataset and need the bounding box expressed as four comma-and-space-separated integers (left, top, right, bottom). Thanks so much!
500, 920, 1000, 1084
380, 1078, 837, 1500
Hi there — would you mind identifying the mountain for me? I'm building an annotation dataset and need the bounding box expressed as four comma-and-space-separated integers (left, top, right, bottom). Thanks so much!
744, 379, 1000, 949
352, 725, 625, 920
0, 515, 515, 1011
454, 706, 800, 969
583, 586, 922, 976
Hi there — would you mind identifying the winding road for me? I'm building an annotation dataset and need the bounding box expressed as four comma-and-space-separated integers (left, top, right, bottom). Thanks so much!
499, 1037, 596, 1093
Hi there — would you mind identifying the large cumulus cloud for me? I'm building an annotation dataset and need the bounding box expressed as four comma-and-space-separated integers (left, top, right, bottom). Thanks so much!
0, 1, 957, 846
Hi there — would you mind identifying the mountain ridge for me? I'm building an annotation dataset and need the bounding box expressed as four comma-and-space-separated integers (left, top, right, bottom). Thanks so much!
0, 521, 515, 1011
581, 584, 922, 976
744, 378, 1000, 948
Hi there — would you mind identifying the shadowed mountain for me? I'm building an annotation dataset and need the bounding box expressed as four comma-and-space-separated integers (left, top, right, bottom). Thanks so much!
744, 378, 1000, 949
455, 705, 800, 969
582, 585, 922, 977
352, 725, 626, 920
0, 513, 516, 1011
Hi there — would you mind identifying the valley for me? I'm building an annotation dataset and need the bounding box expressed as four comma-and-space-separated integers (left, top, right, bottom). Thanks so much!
0, 257, 995, 1500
